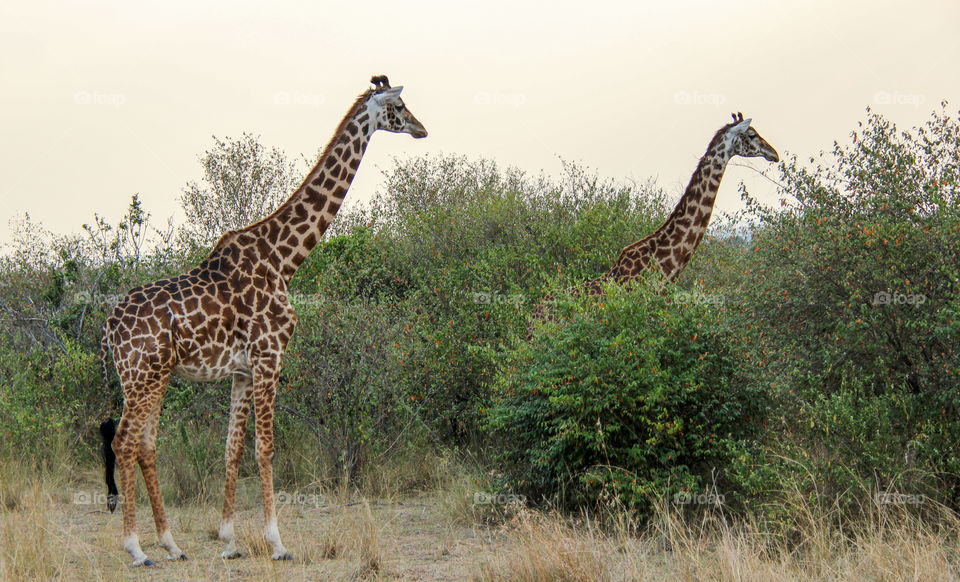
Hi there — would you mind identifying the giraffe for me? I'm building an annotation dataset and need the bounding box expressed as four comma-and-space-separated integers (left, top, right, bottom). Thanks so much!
532, 113, 778, 320
97, 75, 426, 566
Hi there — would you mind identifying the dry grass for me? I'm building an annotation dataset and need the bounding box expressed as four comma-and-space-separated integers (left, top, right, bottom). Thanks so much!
473, 509, 611, 582
474, 496, 960, 582
1, 450, 958, 581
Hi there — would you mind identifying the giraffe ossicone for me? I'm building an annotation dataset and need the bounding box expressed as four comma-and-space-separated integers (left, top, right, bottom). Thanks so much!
97, 75, 426, 566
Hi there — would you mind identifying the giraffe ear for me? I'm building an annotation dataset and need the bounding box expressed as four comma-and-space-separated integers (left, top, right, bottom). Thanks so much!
372, 86, 404, 105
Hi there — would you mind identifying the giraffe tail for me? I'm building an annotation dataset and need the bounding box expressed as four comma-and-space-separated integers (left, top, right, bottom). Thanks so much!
99, 418, 119, 512
99, 321, 112, 396
98, 322, 119, 512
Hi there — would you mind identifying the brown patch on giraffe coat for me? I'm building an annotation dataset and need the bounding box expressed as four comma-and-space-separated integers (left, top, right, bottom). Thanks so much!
293, 204, 307, 222
306, 189, 328, 210
256, 238, 272, 258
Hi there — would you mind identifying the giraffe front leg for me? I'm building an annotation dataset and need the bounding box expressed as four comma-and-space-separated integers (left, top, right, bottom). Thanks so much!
253, 383, 292, 561
220, 373, 253, 559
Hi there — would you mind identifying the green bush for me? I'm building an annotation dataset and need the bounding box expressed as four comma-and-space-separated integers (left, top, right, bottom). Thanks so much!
293, 156, 668, 440
280, 295, 417, 483
484, 276, 765, 515
732, 103, 960, 507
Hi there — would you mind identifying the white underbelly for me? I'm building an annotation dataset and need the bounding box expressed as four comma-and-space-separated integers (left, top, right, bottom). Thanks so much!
172, 347, 251, 382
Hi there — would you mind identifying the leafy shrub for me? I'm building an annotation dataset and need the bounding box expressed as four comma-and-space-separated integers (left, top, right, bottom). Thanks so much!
280, 295, 415, 484
295, 156, 668, 440
484, 276, 765, 515
733, 103, 960, 506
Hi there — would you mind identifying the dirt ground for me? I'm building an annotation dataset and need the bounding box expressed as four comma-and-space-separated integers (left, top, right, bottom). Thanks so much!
57, 494, 507, 581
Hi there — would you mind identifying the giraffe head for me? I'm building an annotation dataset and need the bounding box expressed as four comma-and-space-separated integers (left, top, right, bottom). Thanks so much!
366, 75, 428, 139
724, 112, 779, 162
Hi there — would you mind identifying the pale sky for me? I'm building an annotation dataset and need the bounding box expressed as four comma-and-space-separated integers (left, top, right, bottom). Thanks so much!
1, 0, 958, 248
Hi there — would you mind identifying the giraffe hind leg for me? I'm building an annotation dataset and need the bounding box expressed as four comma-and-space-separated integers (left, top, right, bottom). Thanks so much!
138, 399, 187, 561
252, 374, 291, 561
113, 377, 171, 567
219, 373, 254, 559
113, 407, 154, 566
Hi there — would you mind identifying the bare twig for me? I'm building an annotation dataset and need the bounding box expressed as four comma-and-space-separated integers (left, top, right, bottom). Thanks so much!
277, 404, 324, 441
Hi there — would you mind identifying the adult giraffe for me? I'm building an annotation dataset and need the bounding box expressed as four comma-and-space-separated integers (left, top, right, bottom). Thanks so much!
97, 75, 426, 566
532, 113, 778, 320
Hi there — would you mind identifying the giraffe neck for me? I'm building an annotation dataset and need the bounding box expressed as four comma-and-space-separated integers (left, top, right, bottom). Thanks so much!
241, 96, 375, 281
651, 129, 734, 278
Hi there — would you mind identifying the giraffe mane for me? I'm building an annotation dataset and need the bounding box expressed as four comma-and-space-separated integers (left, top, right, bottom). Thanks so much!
654, 116, 739, 233
218, 87, 376, 250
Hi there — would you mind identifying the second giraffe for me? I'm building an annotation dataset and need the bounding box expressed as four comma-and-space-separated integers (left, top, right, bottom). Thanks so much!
533, 112, 778, 320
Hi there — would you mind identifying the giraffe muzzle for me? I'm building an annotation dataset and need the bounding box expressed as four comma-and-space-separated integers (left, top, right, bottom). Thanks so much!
762, 145, 780, 163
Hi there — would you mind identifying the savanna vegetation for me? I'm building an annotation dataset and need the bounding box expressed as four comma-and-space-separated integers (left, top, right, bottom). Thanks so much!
1, 104, 958, 580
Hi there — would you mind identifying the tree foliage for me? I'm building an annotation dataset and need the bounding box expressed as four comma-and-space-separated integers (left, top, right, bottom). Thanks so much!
179, 133, 303, 245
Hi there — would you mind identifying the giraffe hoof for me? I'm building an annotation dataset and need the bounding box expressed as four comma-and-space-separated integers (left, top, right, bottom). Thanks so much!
167, 553, 188, 561
133, 558, 156, 567
220, 550, 243, 560
272, 551, 293, 561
